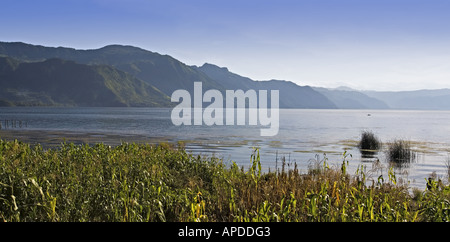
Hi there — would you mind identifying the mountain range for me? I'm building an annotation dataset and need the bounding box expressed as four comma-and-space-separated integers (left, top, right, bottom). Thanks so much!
0, 41, 449, 109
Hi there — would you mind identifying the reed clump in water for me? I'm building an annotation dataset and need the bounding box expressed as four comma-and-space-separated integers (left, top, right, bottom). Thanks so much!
386, 139, 416, 166
358, 130, 382, 151
358, 131, 382, 159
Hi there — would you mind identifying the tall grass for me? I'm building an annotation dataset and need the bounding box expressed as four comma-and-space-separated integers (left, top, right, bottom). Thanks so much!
0, 139, 449, 222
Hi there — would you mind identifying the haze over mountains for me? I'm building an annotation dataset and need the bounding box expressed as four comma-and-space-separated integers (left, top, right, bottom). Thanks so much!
0, 41, 449, 110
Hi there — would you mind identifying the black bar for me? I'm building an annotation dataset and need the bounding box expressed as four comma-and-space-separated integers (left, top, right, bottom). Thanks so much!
1, 222, 447, 241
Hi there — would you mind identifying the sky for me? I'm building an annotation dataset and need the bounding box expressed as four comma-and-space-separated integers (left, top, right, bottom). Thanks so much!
2, 0, 450, 91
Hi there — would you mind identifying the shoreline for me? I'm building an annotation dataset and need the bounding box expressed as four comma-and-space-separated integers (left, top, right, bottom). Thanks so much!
1, 129, 449, 192
0, 129, 169, 148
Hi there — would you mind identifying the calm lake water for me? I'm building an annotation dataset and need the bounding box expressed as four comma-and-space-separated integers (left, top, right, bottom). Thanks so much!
1, 107, 449, 189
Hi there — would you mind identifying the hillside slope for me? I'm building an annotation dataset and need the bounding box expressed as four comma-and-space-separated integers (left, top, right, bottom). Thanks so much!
0, 57, 171, 107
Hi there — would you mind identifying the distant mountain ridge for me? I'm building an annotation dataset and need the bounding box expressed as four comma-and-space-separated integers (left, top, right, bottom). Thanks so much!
0, 42, 224, 95
0, 41, 449, 109
0, 41, 337, 108
363, 89, 450, 110
194, 63, 336, 108
313, 87, 389, 109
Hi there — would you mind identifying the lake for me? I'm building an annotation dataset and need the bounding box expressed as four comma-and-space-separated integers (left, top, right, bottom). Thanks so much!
1, 107, 449, 190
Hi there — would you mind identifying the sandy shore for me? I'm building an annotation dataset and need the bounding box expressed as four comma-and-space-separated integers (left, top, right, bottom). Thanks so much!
0, 129, 172, 148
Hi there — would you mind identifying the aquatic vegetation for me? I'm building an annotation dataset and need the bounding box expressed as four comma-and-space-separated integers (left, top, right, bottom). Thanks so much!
446, 157, 450, 183
358, 131, 382, 159
0, 139, 449, 222
358, 130, 382, 151
386, 139, 416, 166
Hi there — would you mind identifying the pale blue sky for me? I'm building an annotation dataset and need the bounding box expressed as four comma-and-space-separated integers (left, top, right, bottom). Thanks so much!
2, 0, 450, 91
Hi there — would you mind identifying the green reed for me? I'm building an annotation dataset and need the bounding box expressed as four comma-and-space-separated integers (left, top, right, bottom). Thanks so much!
0, 139, 449, 222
